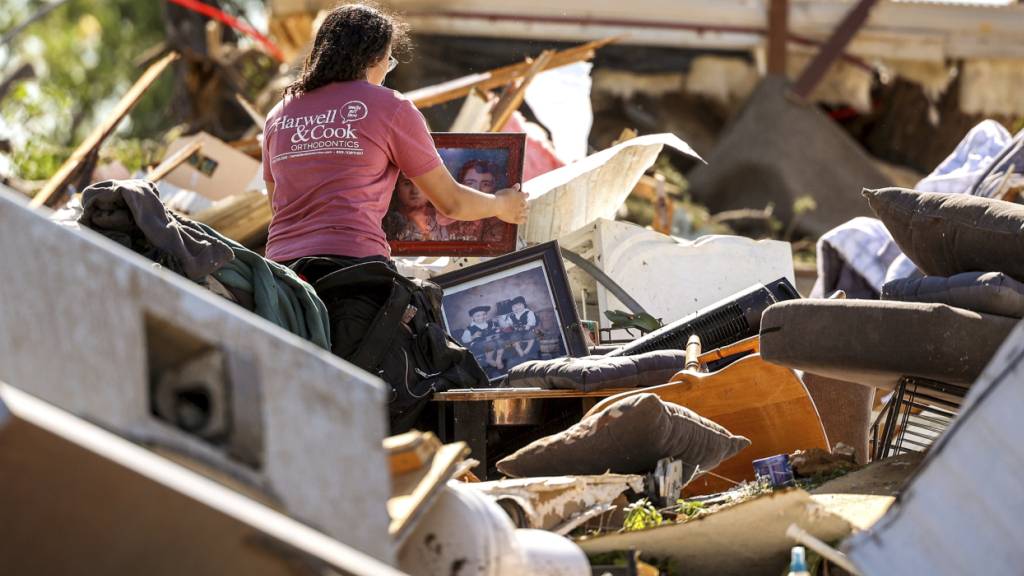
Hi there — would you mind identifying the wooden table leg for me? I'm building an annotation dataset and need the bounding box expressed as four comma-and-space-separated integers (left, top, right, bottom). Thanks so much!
435, 401, 450, 443
453, 401, 489, 479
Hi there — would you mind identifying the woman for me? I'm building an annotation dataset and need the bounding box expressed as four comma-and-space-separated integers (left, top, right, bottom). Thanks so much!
262, 3, 527, 272
383, 175, 443, 241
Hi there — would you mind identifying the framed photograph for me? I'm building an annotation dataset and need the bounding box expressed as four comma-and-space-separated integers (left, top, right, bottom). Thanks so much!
384, 132, 526, 257
432, 241, 588, 381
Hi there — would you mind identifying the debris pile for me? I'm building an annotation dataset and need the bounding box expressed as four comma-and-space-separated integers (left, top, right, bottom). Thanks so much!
2, 1, 1024, 575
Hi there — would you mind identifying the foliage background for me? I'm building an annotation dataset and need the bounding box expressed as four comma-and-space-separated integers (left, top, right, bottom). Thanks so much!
0, 0, 267, 180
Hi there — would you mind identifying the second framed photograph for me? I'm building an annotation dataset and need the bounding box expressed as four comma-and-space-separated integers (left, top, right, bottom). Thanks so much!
432, 241, 588, 382
384, 132, 526, 257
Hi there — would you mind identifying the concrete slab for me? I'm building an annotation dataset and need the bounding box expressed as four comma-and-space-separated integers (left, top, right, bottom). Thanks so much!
0, 188, 394, 563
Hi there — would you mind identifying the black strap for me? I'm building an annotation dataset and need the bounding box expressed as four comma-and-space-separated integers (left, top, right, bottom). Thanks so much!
349, 279, 412, 371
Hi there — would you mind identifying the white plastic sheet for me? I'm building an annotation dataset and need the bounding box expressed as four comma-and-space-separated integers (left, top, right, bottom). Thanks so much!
522, 133, 701, 245
523, 62, 593, 163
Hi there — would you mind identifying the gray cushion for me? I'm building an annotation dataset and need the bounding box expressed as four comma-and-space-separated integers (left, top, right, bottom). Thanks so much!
883, 271, 1024, 319
505, 350, 685, 392
864, 187, 1024, 281
496, 393, 750, 481
760, 299, 1017, 389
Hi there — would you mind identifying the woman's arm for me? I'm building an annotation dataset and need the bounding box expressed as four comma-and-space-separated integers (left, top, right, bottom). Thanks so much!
265, 180, 276, 215
411, 165, 528, 224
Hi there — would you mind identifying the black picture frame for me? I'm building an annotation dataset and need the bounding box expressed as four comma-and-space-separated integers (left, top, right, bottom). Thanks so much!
432, 241, 588, 382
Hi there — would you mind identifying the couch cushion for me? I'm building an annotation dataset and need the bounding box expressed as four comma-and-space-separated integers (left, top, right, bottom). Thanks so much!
505, 350, 685, 392
760, 299, 1017, 389
864, 187, 1024, 281
883, 271, 1024, 319
496, 393, 750, 481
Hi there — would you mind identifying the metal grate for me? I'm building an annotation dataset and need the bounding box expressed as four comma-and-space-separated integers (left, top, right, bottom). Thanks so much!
606, 278, 799, 357
871, 377, 969, 461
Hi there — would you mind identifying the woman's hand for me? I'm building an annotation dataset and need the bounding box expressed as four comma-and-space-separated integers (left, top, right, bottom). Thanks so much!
494, 184, 528, 224
412, 166, 529, 223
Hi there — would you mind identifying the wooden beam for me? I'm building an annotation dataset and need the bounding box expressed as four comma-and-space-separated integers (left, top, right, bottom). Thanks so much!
146, 140, 203, 184
234, 94, 266, 127
792, 0, 878, 99
767, 0, 789, 75
488, 50, 554, 132
405, 36, 618, 109
30, 51, 179, 209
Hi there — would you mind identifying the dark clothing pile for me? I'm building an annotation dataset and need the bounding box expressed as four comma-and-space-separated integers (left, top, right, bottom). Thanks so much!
80, 179, 233, 282
78, 179, 331, 349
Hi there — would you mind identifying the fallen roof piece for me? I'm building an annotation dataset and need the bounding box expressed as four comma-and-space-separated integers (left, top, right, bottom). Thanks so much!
844, 320, 1024, 575
522, 133, 700, 245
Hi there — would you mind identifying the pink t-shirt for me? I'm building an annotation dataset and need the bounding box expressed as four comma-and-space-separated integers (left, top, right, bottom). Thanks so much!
262, 81, 442, 261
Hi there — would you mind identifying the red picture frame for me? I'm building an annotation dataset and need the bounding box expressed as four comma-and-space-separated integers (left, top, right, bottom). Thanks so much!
384, 132, 525, 257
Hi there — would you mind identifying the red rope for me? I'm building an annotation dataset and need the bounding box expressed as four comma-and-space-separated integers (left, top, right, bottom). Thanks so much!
167, 0, 285, 62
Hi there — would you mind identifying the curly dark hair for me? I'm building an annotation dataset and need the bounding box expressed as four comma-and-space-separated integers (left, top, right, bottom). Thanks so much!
285, 3, 410, 96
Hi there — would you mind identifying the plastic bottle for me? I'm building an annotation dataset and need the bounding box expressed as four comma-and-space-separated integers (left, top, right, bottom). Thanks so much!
788, 545, 811, 576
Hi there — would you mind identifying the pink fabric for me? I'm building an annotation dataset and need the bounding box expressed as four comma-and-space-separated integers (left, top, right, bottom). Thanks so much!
502, 112, 565, 181
262, 80, 442, 261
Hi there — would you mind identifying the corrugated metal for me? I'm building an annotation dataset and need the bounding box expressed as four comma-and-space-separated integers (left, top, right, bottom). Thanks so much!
845, 320, 1024, 575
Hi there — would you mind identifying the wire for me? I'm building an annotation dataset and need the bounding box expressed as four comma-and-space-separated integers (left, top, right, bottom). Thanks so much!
166, 0, 285, 62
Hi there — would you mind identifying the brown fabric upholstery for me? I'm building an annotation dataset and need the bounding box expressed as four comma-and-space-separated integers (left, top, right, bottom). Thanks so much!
760, 299, 1017, 390
496, 393, 750, 481
864, 187, 1024, 282
801, 372, 873, 464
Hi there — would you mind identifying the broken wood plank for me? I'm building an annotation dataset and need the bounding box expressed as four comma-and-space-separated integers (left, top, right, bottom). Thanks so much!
30, 51, 179, 209
792, 0, 878, 99
768, 0, 789, 75
488, 50, 554, 132
385, 431, 442, 477
146, 140, 202, 184
388, 441, 469, 546
235, 93, 266, 127
405, 37, 618, 109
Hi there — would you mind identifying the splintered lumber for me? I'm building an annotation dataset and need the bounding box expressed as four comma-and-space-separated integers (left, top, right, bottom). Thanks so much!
146, 141, 203, 184
385, 431, 442, 476
30, 51, 179, 209
489, 50, 554, 132
235, 93, 267, 127
792, 0, 879, 99
405, 37, 618, 109
388, 441, 470, 546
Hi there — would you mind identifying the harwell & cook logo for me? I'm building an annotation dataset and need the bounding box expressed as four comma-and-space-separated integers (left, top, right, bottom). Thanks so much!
271, 100, 369, 160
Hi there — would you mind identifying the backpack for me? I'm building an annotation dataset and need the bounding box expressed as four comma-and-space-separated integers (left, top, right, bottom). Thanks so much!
307, 260, 488, 432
